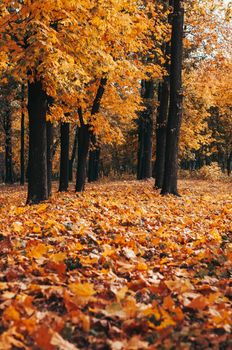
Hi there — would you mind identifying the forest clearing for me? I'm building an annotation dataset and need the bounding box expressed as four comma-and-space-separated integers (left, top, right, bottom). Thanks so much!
0, 179, 231, 349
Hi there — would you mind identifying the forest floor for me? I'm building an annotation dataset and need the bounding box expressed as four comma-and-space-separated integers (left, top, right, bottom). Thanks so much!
0, 179, 231, 350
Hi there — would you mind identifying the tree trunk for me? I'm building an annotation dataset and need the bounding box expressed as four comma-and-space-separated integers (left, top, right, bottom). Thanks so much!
155, 80, 169, 188
27, 80, 48, 204
47, 121, 53, 196
4, 111, 14, 184
227, 151, 232, 176
20, 87, 25, 185
69, 126, 78, 182
161, 0, 184, 196
88, 133, 100, 182
137, 79, 154, 179
59, 122, 70, 192
76, 124, 90, 192
155, 0, 173, 189
137, 116, 144, 179
75, 77, 107, 192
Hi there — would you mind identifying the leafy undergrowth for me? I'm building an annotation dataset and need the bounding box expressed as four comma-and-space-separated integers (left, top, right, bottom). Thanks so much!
0, 180, 231, 350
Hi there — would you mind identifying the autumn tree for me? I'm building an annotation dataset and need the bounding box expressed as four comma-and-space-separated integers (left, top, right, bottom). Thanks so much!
161, 0, 184, 196
137, 2, 169, 181
20, 84, 25, 185
88, 134, 100, 183
178, 0, 232, 173
76, 77, 107, 192
185, 58, 232, 173
0, 0, 165, 200
59, 122, 69, 192
69, 126, 78, 182
137, 80, 154, 180
0, 74, 20, 184
155, 0, 172, 189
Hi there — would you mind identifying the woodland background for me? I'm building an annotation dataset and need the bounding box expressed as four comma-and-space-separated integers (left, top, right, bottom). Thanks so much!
0, 0, 231, 195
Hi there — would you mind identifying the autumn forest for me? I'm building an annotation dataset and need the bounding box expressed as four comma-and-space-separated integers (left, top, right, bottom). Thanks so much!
0, 0, 231, 349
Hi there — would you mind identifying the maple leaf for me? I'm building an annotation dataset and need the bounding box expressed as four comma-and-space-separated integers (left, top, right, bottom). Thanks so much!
27, 243, 50, 259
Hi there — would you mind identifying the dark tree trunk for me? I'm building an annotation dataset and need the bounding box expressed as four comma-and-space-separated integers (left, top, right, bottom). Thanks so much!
59, 122, 70, 192
155, 0, 173, 189
137, 79, 154, 180
47, 121, 53, 196
161, 0, 184, 196
75, 77, 107, 192
69, 126, 78, 182
27, 80, 48, 204
137, 119, 142, 179
227, 152, 232, 176
155, 79, 169, 188
76, 123, 90, 192
88, 134, 100, 182
4, 111, 14, 184
20, 85, 25, 185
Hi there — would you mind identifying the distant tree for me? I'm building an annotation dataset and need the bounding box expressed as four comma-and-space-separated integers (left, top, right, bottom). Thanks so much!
20, 84, 25, 186
59, 122, 70, 192
137, 80, 154, 180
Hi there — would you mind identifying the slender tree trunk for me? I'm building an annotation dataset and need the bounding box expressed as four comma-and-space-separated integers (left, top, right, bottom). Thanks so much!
155, 0, 173, 188
76, 124, 90, 192
161, 0, 184, 196
59, 122, 70, 192
20, 85, 25, 185
88, 133, 100, 182
27, 80, 48, 204
76, 77, 107, 192
47, 121, 53, 196
4, 111, 14, 184
155, 79, 169, 188
69, 126, 78, 182
137, 116, 144, 179
227, 151, 232, 176
143, 105, 153, 179
137, 79, 154, 179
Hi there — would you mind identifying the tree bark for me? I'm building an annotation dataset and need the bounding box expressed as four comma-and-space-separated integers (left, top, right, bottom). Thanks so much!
27, 80, 48, 204
227, 151, 232, 176
155, 0, 173, 189
76, 123, 90, 192
137, 116, 144, 180
75, 77, 107, 192
88, 133, 100, 182
155, 78, 169, 188
59, 122, 70, 191
137, 79, 154, 180
69, 126, 78, 182
4, 110, 14, 184
161, 0, 184, 196
47, 121, 53, 196
20, 85, 25, 185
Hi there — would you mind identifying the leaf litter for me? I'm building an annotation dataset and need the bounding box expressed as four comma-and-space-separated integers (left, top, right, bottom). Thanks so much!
0, 180, 231, 349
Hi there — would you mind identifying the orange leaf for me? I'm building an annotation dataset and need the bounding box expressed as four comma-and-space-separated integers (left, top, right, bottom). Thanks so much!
33, 326, 54, 350
3, 305, 20, 323
69, 283, 96, 297
187, 296, 208, 310
163, 295, 175, 310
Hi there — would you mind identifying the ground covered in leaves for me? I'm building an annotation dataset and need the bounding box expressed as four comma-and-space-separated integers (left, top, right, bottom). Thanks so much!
0, 180, 231, 350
